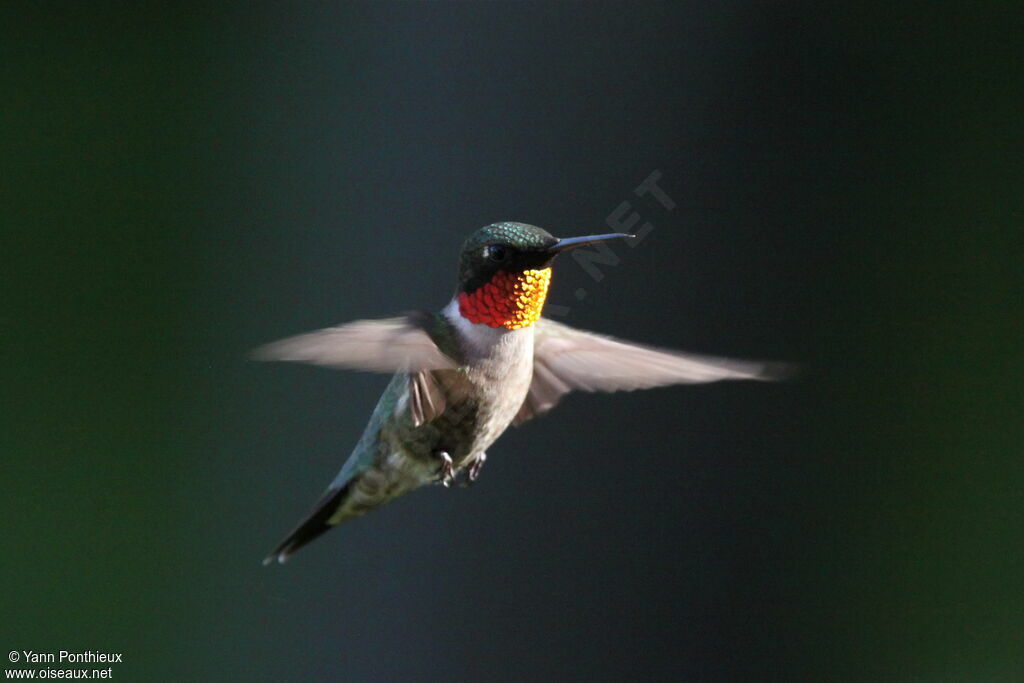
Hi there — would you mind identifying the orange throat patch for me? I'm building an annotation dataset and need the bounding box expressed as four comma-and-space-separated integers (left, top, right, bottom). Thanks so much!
457, 268, 552, 329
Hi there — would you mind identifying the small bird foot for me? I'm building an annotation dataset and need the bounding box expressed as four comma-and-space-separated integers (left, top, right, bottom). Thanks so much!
435, 451, 455, 487
459, 452, 487, 487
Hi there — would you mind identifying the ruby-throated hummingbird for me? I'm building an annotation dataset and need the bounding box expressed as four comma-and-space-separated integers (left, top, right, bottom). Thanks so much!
258, 222, 788, 564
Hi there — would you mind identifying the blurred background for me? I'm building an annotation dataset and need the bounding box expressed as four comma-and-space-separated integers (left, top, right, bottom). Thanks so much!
3, 1, 1022, 680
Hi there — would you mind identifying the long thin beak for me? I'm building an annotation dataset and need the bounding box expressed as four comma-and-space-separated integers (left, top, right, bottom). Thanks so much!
547, 233, 635, 254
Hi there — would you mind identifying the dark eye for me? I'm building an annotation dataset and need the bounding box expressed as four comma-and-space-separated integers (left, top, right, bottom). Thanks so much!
484, 245, 507, 262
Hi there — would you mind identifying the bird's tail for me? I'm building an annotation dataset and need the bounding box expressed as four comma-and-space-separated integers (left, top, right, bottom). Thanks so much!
262, 484, 351, 565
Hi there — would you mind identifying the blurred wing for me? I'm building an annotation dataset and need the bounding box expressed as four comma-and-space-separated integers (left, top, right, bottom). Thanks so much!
516, 318, 792, 424
252, 314, 457, 373
408, 369, 447, 427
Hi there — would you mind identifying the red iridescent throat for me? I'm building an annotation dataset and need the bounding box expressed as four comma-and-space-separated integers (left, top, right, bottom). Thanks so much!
457, 268, 552, 330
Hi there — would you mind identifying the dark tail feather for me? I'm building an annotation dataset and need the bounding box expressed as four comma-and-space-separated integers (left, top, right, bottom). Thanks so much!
263, 485, 350, 565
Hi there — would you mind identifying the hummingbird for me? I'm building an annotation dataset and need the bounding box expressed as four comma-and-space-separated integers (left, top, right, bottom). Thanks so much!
258, 222, 788, 564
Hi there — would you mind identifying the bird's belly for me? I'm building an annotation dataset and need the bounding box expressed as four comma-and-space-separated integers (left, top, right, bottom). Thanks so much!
453, 361, 532, 463
465, 390, 526, 454
340, 446, 437, 518
340, 367, 531, 522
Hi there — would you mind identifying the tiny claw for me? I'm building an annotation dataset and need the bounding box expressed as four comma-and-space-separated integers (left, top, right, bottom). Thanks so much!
436, 451, 455, 487
467, 452, 487, 484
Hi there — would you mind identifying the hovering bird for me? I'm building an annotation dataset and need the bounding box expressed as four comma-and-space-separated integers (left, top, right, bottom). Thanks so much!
258, 222, 787, 564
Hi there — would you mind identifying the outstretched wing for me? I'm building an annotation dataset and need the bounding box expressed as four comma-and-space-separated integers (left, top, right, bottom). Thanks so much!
253, 313, 458, 427
252, 313, 457, 373
516, 318, 792, 424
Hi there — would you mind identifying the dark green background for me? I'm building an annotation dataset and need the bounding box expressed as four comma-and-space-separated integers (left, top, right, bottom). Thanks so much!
3, 2, 1021, 680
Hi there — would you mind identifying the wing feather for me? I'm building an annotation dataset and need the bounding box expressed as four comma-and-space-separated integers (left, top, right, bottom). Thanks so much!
408, 370, 447, 427
515, 318, 792, 424
253, 314, 458, 428
252, 315, 456, 373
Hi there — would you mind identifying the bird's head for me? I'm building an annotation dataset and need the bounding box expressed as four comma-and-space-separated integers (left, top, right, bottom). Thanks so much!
455, 222, 632, 329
